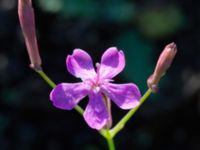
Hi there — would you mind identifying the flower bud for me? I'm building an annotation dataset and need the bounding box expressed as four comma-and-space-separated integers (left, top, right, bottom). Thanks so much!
18, 0, 42, 70
147, 42, 177, 92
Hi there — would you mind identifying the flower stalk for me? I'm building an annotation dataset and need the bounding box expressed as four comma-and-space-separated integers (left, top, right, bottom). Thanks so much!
110, 89, 152, 138
105, 130, 116, 150
36, 70, 84, 115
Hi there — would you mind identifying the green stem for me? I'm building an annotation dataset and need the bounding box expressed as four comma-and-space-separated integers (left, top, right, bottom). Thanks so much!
74, 105, 84, 115
110, 89, 152, 138
36, 70, 84, 115
105, 130, 115, 150
36, 70, 56, 88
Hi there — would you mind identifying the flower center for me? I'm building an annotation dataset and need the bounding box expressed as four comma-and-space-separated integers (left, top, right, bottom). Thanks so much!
83, 72, 112, 93
83, 77, 102, 92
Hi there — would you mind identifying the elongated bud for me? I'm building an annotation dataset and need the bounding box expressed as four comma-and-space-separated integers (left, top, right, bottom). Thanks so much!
147, 42, 177, 92
18, 0, 42, 70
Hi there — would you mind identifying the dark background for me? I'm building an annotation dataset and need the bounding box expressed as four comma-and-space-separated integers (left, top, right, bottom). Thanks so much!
0, 0, 200, 149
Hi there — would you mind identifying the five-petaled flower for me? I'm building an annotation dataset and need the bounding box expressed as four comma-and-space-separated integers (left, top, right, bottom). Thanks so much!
50, 47, 141, 130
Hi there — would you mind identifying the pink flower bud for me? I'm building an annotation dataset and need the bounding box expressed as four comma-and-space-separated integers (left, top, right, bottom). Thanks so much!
147, 42, 177, 92
18, 0, 42, 70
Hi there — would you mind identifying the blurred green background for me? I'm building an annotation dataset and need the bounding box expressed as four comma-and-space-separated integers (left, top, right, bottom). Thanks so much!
0, 0, 199, 149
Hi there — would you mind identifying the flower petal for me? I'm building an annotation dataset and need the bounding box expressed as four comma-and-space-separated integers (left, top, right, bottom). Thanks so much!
101, 83, 141, 109
50, 83, 88, 110
99, 47, 125, 79
66, 49, 96, 80
83, 91, 109, 130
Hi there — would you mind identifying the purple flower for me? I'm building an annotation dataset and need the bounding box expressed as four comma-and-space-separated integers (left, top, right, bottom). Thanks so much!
50, 47, 141, 130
